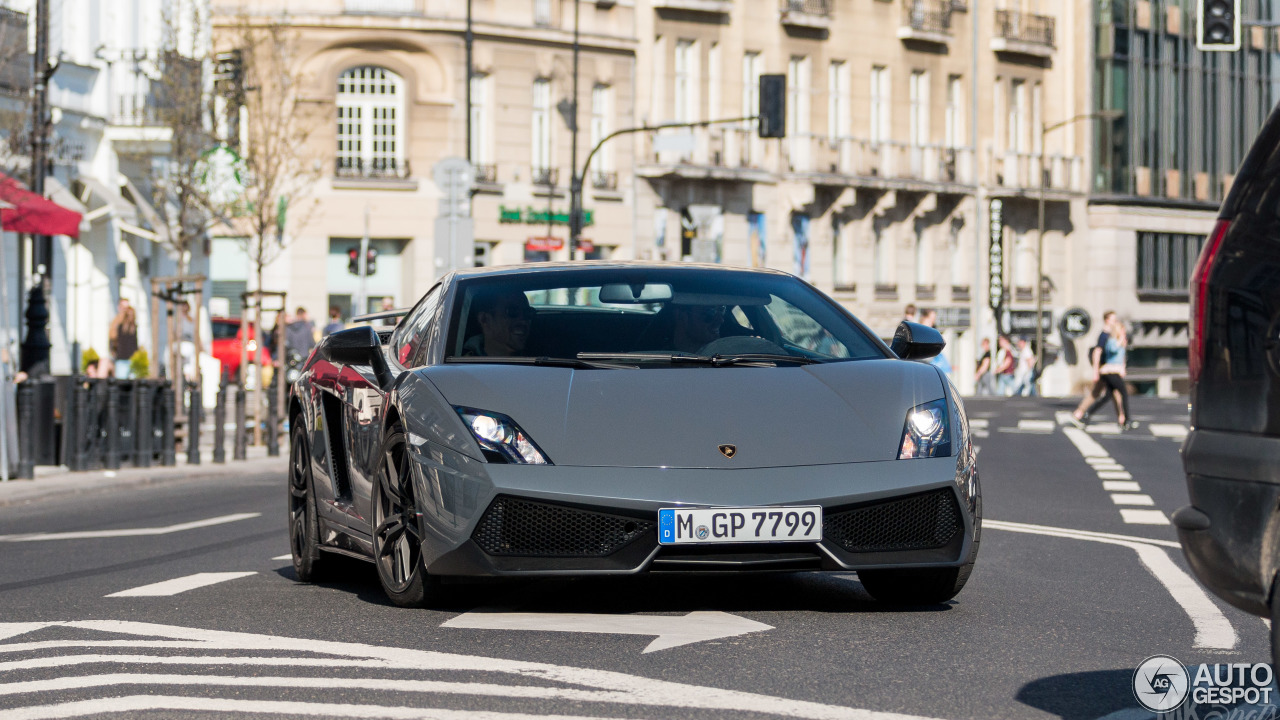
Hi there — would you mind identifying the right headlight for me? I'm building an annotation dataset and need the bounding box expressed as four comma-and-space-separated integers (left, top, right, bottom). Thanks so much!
455, 407, 552, 465
897, 398, 952, 460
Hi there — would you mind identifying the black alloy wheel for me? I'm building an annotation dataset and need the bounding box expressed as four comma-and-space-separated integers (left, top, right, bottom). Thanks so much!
289, 423, 328, 582
373, 425, 435, 607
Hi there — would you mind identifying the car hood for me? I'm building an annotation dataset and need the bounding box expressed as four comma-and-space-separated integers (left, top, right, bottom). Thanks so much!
420, 360, 946, 469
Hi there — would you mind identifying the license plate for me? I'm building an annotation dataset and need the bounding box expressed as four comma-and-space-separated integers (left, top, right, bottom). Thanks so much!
657, 506, 823, 545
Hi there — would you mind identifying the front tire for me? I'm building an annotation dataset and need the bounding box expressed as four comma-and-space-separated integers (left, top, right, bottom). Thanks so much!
289, 423, 329, 582
860, 488, 981, 605
373, 424, 438, 608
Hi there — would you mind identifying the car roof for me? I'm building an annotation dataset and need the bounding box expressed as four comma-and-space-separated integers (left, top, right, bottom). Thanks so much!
449, 261, 794, 280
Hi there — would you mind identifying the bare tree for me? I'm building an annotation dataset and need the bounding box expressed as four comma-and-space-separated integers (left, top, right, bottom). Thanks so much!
0, 5, 32, 183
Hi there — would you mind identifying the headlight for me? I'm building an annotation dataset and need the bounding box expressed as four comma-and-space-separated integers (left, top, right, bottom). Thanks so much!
897, 398, 952, 460
455, 407, 551, 465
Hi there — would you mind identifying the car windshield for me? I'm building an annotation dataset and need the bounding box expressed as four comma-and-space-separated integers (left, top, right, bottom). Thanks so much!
444, 267, 886, 365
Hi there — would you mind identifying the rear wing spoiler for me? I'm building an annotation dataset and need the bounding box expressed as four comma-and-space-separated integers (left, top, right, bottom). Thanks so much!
351, 308, 411, 324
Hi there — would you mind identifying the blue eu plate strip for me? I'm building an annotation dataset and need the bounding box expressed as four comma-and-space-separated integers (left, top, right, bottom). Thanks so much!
658, 509, 675, 544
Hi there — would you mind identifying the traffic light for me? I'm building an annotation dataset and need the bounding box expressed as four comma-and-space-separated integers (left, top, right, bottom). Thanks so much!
366, 247, 378, 275
347, 248, 360, 275
759, 74, 786, 139
1197, 0, 1241, 52
214, 49, 243, 95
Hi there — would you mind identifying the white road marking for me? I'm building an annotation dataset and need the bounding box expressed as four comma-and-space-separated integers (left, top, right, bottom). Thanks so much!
1086, 423, 1123, 435
442, 611, 773, 653
0, 620, 944, 720
272, 554, 292, 561
0, 513, 261, 542
1119, 509, 1171, 525
1098, 471, 1134, 480
1110, 494, 1155, 506
968, 418, 989, 429
1062, 426, 1110, 458
1017, 419, 1056, 433
985, 520, 1235, 649
1103, 481, 1143, 492
1149, 423, 1189, 439
1090, 463, 1126, 472
106, 572, 257, 598
1085, 457, 1116, 466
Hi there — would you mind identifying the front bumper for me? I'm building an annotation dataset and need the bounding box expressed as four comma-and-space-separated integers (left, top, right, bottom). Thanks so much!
417, 455, 978, 577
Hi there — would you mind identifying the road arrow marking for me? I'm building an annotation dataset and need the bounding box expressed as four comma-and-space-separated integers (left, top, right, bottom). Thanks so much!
106, 572, 257, 598
441, 610, 773, 653
0, 513, 261, 542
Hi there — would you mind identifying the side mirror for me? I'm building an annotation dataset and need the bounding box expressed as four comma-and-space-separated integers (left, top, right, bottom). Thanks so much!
891, 321, 946, 361
321, 325, 382, 366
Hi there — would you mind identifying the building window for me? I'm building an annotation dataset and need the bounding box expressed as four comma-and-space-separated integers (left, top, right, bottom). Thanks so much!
653, 35, 666, 123
531, 78, 552, 181
1137, 231, 1205, 297
909, 70, 930, 148
336, 66, 406, 178
945, 75, 964, 149
591, 84, 613, 181
832, 216, 852, 290
674, 40, 697, 124
533, 0, 551, 26
707, 42, 721, 125
1009, 78, 1027, 154
470, 72, 491, 168
870, 65, 890, 145
915, 230, 932, 286
874, 229, 889, 285
788, 56, 810, 171
828, 60, 849, 142
741, 51, 762, 165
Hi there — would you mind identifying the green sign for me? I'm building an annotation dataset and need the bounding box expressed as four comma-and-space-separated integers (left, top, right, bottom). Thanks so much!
499, 205, 594, 227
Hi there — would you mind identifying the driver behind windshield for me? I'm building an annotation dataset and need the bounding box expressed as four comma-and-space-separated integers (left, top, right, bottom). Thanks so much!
463, 289, 534, 356
671, 303, 725, 354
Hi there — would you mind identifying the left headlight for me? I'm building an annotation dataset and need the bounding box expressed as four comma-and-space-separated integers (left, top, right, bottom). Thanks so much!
455, 407, 552, 465
897, 398, 952, 460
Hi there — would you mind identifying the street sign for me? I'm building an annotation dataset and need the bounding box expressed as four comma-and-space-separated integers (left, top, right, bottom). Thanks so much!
1009, 310, 1053, 334
1060, 308, 1092, 339
988, 199, 1005, 310
432, 157, 475, 276
525, 236, 564, 252
196, 145, 246, 209
935, 307, 972, 330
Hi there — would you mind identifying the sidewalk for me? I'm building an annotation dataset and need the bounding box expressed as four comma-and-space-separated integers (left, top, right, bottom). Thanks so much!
0, 447, 287, 508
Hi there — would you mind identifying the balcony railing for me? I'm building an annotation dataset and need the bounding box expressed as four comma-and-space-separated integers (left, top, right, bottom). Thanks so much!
804, 137, 976, 185
591, 171, 618, 190
335, 158, 412, 180
988, 149, 1085, 193
111, 92, 165, 127
901, 0, 953, 39
780, 0, 833, 26
994, 9, 1056, 52
474, 163, 498, 185
531, 166, 558, 186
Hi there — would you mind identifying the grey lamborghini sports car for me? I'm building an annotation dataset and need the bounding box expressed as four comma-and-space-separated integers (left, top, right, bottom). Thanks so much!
286, 263, 981, 607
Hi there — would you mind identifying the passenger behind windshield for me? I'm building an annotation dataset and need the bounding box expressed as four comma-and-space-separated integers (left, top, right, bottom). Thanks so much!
463, 289, 535, 357
671, 303, 725, 354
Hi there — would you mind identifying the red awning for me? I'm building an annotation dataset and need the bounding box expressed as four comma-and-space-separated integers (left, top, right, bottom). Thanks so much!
0, 172, 82, 238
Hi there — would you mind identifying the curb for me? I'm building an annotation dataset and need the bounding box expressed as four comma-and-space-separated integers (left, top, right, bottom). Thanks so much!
0, 456, 288, 508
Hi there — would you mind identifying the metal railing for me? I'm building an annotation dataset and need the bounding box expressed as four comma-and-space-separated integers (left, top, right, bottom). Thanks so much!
474, 163, 498, 184
531, 166, 558, 186
902, 0, 953, 35
988, 149, 1085, 192
591, 171, 618, 190
111, 92, 165, 126
334, 158, 412, 180
780, 0, 833, 18
995, 9, 1056, 48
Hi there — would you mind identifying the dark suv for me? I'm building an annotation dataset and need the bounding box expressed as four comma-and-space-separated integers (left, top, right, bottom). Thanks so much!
1176, 103, 1280, 664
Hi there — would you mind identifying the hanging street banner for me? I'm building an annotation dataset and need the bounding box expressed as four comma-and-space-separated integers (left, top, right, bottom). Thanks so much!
988, 199, 1005, 311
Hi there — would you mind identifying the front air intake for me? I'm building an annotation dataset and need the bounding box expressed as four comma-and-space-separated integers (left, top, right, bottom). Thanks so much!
824, 488, 962, 554
472, 496, 654, 558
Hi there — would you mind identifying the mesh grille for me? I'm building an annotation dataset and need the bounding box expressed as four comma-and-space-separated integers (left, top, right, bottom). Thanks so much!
473, 496, 654, 558
824, 488, 962, 553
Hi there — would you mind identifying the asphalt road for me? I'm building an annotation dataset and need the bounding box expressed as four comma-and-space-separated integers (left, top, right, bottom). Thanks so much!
0, 396, 1268, 720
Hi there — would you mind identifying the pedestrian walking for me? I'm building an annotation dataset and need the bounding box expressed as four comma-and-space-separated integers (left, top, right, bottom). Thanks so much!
286, 308, 318, 358
322, 306, 344, 337
974, 338, 996, 396
108, 299, 139, 379
1012, 337, 1037, 396
903, 304, 918, 324
1071, 311, 1136, 430
995, 336, 1017, 396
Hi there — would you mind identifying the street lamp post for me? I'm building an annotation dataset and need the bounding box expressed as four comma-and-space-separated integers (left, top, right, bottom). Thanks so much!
1035, 110, 1122, 394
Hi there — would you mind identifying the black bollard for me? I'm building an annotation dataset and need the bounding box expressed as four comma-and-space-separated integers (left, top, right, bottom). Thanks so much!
66, 378, 86, 472
16, 381, 34, 480
233, 385, 247, 461
160, 382, 176, 467
213, 382, 227, 464
266, 385, 280, 457
104, 380, 120, 470
134, 381, 152, 468
187, 384, 201, 466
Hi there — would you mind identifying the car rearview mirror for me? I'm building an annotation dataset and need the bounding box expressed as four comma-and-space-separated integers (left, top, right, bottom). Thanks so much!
891, 321, 946, 361
321, 326, 382, 366
598, 282, 674, 303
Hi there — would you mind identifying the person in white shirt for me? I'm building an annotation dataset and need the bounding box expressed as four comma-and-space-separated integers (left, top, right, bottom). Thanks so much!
1012, 337, 1037, 396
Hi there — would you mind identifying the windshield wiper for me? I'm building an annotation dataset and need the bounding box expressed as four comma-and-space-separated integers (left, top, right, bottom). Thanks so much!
577, 352, 821, 367
446, 356, 634, 369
